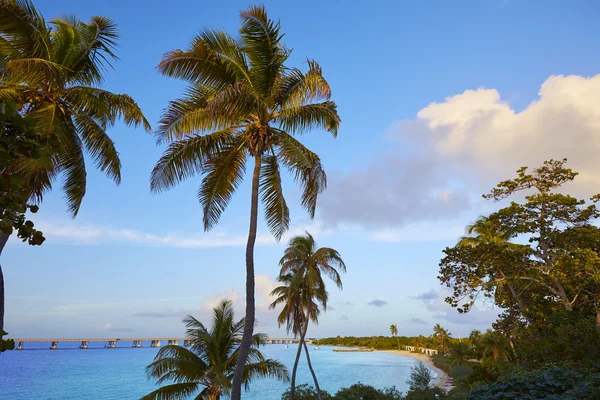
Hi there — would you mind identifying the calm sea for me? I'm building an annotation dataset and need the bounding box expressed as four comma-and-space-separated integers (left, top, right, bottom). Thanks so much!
0, 343, 430, 399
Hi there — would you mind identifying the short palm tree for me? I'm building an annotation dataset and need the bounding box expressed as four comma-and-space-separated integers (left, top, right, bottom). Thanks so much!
0, 0, 149, 334
271, 232, 346, 400
390, 324, 399, 350
480, 329, 511, 361
449, 341, 471, 368
432, 324, 452, 354
143, 300, 289, 400
148, 7, 339, 398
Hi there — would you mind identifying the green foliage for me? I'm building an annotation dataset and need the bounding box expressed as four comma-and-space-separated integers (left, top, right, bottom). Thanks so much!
316, 336, 438, 351
0, 0, 150, 216
334, 384, 402, 400
0, 329, 15, 352
281, 384, 332, 400
465, 367, 600, 400
514, 312, 600, 369
0, 100, 45, 245
407, 363, 432, 391
142, 300, 289, 400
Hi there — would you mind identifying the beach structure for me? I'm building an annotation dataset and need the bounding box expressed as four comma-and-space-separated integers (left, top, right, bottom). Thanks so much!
404, 345, 438, 356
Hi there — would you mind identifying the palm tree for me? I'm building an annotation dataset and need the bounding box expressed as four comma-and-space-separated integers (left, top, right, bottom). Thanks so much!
449, 341, 471, 368
414, 335, 424, 351
480, 329, 511, 361
271, 232, 345, 400
390, 324, 399, 350
0, 0, 150, 333
148, 7, 339, 398
432, 324, 452, 354
143, 300, 289, 400
469, 329, 484, 359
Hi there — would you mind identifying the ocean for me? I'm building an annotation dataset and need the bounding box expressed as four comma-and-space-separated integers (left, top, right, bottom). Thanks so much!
0, 342, 429, 399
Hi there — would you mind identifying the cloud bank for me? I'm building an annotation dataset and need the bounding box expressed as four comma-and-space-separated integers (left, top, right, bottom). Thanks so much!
320, 74, 600, 239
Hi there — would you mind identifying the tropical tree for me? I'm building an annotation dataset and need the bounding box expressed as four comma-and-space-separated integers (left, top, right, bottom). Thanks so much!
0, 0, 149, 333
390, 324, 399, 350
449, 341, 471, 368
143, 300, 289, 400
148, 6, 340, 398
414, 335, 424, 351
271, 232, 346, 400
432, 324, 452, 354
480, 329, 511, 361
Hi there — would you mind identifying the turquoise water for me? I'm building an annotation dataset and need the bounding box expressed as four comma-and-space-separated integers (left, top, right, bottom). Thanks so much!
0, 342, 430, 399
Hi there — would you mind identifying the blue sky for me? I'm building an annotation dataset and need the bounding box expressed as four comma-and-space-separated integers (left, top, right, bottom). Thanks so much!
4, 0, 600, 339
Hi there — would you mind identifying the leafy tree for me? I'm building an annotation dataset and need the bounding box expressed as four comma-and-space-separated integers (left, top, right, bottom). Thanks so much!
148, 6, 340, 397
0, 0, 149, 334
408, 362, 432, 391
449, 341, 471, 368
270, 232, 345, 400
334, 383, 402, 400
281, 384, 332, 400
143, 300, 289, 400
439, 159, 600, 333
390, 324, 399, 349
465, 367, 600, 400
0, 98, 48, 351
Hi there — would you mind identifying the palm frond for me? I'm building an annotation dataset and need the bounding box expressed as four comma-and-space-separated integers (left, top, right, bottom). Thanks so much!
275, 60, 331, 108
0, 0, 50, 59
278, 101, 340, 137
198, 137, 247, 231
242, 359, 290, 388
157, 34, 237, 89
239, 4, 288, 96
275, 131, 326, 217
65, 86, 151, 132
150, 128, 236, 193
73, 112, 120, 184
140, 382, 201, 400
259, 154, 289, 240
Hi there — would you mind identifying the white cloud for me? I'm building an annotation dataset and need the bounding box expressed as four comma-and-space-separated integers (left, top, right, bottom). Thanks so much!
412, 289, 498, 327
31, 219, 326, 248
320, 74, 600, 237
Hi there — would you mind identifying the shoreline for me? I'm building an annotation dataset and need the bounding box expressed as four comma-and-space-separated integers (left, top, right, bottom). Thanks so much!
378, 350, 453, 391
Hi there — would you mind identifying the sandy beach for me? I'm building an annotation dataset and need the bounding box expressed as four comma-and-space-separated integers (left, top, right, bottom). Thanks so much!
379, 350, 453, 391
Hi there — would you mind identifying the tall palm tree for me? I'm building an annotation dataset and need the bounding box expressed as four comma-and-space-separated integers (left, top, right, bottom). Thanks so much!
449, 341, 471, 368
390, 324, 399, 350
271, 232, 346, 400
432, 324, 452, 354
0, 0, 150, 333
143, 300, 289, 400
148, 7, 339, 398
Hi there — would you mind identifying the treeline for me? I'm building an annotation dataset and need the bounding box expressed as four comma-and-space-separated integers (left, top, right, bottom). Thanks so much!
314, 335, 436, 350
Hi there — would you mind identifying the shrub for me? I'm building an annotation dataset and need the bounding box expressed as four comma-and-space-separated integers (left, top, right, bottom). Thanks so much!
465, 367, 600, 400
407, 363, 432, 391
281, 384, 332, 400
335, 383, 402, 400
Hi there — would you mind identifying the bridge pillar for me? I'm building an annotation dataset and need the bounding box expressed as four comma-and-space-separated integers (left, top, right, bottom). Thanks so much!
183, 340, 191, 346
106, 340, 117, 348
150, 340, 161, 347
50, 341, 58, 350
79, 341, 88, 349
17, 341, 23, 350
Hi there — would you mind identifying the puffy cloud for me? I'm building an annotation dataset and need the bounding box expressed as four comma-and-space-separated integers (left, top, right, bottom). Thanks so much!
104, 322, 135, 332
409, 318, 429, 325
319, 74, 600, 234
367, 299, 388, 307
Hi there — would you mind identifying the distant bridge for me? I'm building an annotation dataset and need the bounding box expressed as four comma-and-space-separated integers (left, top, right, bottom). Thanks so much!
12, 337, 309, 350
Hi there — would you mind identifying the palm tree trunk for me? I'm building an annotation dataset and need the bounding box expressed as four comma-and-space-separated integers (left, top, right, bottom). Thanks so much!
231, 155, 261, 400
0, 233, 9, 333
289, 334, 304, 400
301, 307, 323, 400
303, 340, 323, 400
